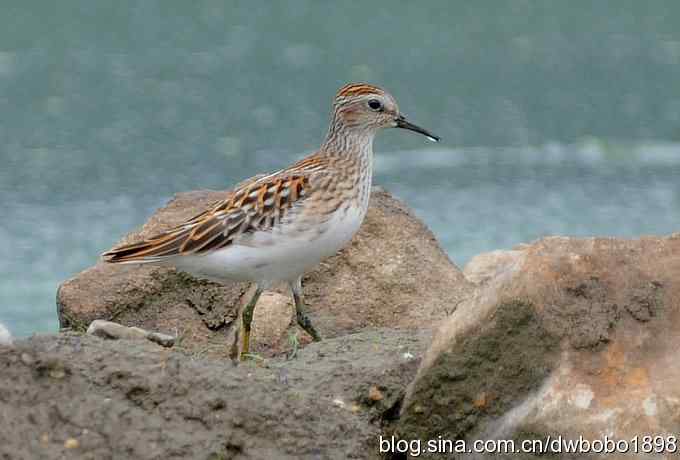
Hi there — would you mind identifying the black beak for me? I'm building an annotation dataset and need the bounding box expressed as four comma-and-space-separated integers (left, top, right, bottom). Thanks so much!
395, 115, 440, 142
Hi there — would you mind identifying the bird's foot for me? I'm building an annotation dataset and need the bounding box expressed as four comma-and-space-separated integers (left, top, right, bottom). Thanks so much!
296, 311, 322, 342
240, 352, 265, 363
287, 331, 300, 360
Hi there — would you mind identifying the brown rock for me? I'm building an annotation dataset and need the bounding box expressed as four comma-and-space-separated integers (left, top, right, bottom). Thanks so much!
247, 289, 296, 356
301, 187, 471, 337
463, 247, 525, 285
57, 188, 470, 358
399, 235, 680, 459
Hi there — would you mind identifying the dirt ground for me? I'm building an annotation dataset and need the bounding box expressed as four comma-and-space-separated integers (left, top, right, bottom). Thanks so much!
0, 328, 430, 460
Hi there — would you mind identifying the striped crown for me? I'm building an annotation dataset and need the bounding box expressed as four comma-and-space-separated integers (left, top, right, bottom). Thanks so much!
335, 83, 385, 100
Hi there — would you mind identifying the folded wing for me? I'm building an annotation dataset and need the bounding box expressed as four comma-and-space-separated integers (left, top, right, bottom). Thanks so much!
102, 171, 314, 263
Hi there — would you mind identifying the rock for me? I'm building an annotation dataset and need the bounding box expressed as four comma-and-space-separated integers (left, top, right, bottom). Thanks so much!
57, 187, 471, 358
248, 289, 298, 356
0, 322, 12, 346
57, 190, 248, 359
63, 438, 79, 449
301, 187, 471, 337
0, 328, 431, 459
463, 247, 525, 285
87, 319, 147, 340
147, 331, 176, 348
87, 319, 176, 347
398, 235, 680, 459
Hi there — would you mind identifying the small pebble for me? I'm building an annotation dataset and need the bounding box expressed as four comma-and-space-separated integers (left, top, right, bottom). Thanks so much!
64, 438, 79, 449
368, 385, 384, 401
49, 367, 66, 380
147, 332, 176, 348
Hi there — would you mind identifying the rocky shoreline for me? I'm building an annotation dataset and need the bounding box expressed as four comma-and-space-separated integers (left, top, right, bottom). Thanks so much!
2, 189, 679, 459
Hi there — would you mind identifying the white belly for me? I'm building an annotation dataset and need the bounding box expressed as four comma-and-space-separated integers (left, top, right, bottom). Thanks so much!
171, 204, 366, 284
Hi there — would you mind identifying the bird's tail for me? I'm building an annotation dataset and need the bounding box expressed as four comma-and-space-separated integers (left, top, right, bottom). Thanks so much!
101, 228, 188, 264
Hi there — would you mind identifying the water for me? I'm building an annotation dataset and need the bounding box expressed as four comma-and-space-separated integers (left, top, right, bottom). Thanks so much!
2, 2, 680, 337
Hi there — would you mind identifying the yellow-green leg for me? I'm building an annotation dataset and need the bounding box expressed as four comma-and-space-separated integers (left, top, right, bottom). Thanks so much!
240, 286, 263, 361
287, 330, 300, 360
290, 278, 321, 343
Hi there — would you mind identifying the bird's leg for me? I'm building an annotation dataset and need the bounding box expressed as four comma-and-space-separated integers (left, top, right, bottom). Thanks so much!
240, 285, 263, 361
290, 278, 322, 343
287, 330, 300, 360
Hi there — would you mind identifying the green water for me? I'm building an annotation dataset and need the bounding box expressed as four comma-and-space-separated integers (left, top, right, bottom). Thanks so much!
2, 2, 680, 337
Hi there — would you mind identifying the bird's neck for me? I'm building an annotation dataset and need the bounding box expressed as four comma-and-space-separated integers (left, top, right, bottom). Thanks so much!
319, 124, 375, 161
318, 122, 375, 208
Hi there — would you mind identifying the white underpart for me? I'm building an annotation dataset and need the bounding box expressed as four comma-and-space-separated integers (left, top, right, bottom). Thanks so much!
142, 133, 374, 286
171, 203, 367, 285
0, 322, 13, 345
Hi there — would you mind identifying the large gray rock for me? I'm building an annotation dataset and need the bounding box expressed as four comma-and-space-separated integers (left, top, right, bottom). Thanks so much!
57, 188, 471, 358
397, 235, 680, 459
0, 329, 429, 460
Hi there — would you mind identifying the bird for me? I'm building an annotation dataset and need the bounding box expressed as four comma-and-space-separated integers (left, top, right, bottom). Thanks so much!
102, 83, 439, 360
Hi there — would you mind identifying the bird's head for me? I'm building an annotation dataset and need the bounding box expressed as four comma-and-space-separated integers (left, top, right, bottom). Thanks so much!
329, 83, 439, 142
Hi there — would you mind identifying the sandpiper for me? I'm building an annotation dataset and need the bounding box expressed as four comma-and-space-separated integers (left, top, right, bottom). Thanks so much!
102, 83, 439, 359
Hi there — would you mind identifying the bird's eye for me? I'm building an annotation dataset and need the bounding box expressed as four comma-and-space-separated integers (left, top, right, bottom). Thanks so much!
367, 99, 383, 111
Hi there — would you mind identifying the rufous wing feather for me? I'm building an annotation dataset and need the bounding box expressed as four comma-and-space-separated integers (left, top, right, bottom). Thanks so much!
101, 156, 329, 264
